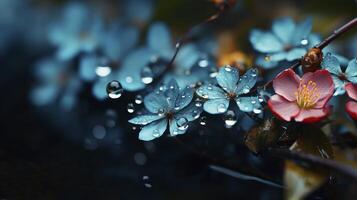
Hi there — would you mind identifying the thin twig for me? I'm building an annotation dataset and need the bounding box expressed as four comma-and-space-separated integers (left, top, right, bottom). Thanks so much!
267, 148, 357, 181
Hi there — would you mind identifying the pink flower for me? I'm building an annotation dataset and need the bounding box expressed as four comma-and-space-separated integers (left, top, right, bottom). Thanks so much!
345, 83, 357, 120
268, 69, 334, 123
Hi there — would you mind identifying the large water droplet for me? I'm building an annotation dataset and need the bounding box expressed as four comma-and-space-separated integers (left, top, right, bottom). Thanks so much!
176, 117, 189, 131
127, 103, 135, 113
158, 108, 166, 116
135, 95, 143, 104
224, 110, 237, 126
140, 66, 154, 84
106, 81, 123, 99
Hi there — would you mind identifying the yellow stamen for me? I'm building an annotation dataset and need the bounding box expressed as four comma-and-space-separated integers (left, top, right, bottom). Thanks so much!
295, 80, 320, 109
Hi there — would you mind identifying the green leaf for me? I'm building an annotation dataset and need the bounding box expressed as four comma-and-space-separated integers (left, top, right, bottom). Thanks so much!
284, 125, 334, 200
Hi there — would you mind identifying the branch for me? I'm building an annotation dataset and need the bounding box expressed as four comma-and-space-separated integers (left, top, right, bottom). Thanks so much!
266, 148, 357, 181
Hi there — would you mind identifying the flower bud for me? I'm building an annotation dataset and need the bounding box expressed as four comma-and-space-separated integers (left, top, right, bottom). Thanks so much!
301, 48, 323, 73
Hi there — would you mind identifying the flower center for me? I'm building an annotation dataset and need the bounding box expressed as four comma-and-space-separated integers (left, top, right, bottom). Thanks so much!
295, 80, 320, 109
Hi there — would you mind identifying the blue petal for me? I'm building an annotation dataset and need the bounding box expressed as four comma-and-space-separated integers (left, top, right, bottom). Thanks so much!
30, 84, 59, 106
147, 22, 173, 59
250, 29, 283, 53
332, 75, 346, 96
216, 66, 239, 93
235, 68, 258, 95
175, 101, 203, 121
196, 84, 226, 99
163, 79, 180, 108
122, 0, 153, 24
286, 48, 306, 61
272, 17, 295, 44
346, 58, 357, 80
321, 53, 342, 75
175, 44, 200, 71
92, 77, 111, 100
138, 118, 167, 141
255, 56, 278, 69
79, 54, 97, 81
174, 86, 194, 111
129, 115, 164, 125
169, 117, 188, 136
144, 90, 169, 114
291, 18, 312, 45
236, 96, 262, 113
269, 52, 287, 62
203, 98, 229, 114
118, 47, 155, 91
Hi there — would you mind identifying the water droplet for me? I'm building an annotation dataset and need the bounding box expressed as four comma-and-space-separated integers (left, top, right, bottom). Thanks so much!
152, 129, 160, 137
176, 117, 189, 131
95, 66, 111, 77
199, 116, 207, 126
198, 59, 209, 68
127, 103, 135, 113
142, 176, 149, 180
217, 104, 226, 113
224, 110, 237, 126
135, 95, 143, 104
144, 183, 152, 188
158, 108, 166, 116
92, 125, 106, 139
264, 55, 271, 62
207, 86, 213, 90
191, 110, 200, 119
242, 86, 250, 94
106, 81, 123, 99
125, 76, 133, 83
224, 66, 232, 72
300, 38, 309, 45
140, 66, 154, 84
195, 101, 202, 107
251, 99, 256, 104
258, 96, 264, 102
253, 108, 262, 114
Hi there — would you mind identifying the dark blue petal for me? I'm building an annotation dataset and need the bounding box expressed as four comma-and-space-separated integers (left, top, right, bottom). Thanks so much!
129, 115, 164, 125
138, 118, 167, 141
196, 84, 226, 99
203, 98, 229, 114
236, 96, 262, 113
272, 17, 295, 44
250, 29, 283, 53
321, 53, 342, 75
235, 68, 258, 95
216, 65, 239, 93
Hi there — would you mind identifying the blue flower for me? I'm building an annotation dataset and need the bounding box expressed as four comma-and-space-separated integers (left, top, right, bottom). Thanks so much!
48, 2, 104, 61
250, 17, 313, 62
128, 79, 202, 141
321, 53, 357, 96
30, 58, 82, 110
196, 66, 262, 114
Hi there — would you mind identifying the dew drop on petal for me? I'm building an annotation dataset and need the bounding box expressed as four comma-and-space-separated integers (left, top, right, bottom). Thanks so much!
300, 38, 309, 45
264, 55, 271, 62
198, 59, 209, 68
176, 117, 189, 131
199, 116, 207, 126
224, 110, 237, 126
140, 66, 154, 84
217, 103, 226, 113
127, 103, 135, 113
95, 66, 111, 77
152, 129, 160, 137
135, 95, 143, 104
158, 108, 166, 116
106, 80, 123, 99
195, 101, 202, 107
253, 108, 262, 114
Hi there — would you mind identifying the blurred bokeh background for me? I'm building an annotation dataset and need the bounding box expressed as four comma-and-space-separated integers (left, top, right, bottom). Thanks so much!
0, 0, 356, 199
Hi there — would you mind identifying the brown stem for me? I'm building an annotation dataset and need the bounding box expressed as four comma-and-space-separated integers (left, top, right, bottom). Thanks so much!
267, 148, 357, 181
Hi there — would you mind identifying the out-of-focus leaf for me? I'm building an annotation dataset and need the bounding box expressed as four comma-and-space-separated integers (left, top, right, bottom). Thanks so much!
284, 126, 334, 200
245, 118, 281, 153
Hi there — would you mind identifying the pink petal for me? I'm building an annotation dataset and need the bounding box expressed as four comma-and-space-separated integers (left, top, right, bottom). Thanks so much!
273, 69, 300, 101
300, 70, 334, 108
346, 101, 357, 121
345, 83, 357, 101
294, 106, 331, 123
268, 94, 300, 121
